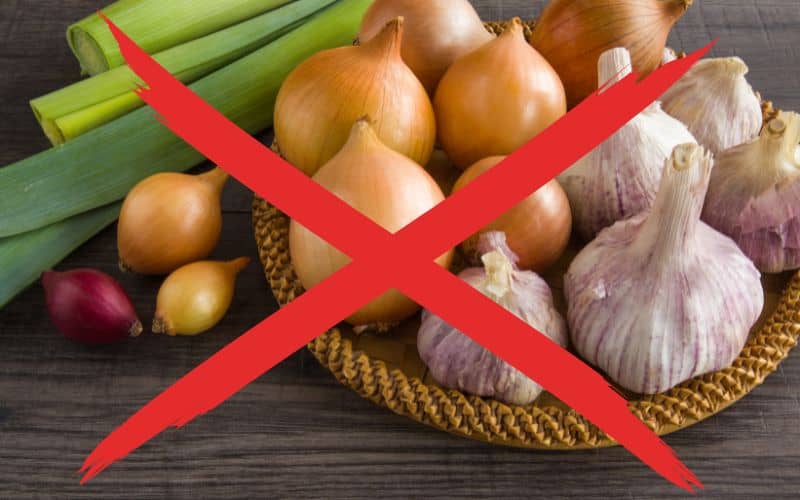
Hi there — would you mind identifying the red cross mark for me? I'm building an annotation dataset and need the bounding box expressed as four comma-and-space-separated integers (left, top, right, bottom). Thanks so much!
80, 14, 713, 492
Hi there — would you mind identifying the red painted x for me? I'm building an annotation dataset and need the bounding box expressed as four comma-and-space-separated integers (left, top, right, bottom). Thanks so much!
81, 15, 713, 492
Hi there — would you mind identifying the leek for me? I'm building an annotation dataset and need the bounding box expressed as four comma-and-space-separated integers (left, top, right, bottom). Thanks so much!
0, 0, 371, 238
68, 0, 295, 75
34, 0, 334, 145
0, 203, 120, 309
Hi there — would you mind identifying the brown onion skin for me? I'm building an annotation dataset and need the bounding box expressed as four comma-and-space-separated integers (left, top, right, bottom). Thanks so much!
453, 156, 572, 272
434, 18, 566, 170
358, 0, 493, 94
118, 168, 227, 276
531, 0, 692, 108
43, 269, 142, 345
274, 18, 436, 177
289, 121, 452, 327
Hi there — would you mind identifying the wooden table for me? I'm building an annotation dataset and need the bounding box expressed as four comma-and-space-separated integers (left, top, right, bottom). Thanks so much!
1, 1, 798, 498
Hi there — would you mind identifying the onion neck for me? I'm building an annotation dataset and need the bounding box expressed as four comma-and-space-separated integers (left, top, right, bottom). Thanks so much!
362, 16, 404, 60
226, 257, 251, 275
634, 144, 711, 261
663, 0, 693, 21
341, 119, 385, 154
199, 167, 229, 194
501, 17, 526, 42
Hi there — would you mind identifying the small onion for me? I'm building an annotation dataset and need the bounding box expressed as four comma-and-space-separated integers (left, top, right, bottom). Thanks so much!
434, 18, 566, 169
153, 257, 250, 336
453, 156, 572, 273
43, 269, 142, 345
358, 0, 493, 94
118, 168, 228, 276
289, 119, 453, 328
531, 0, 693, 108
274, 17, 436, 176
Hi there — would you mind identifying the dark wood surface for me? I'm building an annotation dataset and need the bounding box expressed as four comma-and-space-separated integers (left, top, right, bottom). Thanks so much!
1, 1, 799, 498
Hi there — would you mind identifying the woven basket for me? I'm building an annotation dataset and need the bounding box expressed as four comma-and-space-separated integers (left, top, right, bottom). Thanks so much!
251, 21, 799, 449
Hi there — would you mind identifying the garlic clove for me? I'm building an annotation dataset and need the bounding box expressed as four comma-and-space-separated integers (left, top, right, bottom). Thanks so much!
660, 57, 762, 155
418, 232, 567, 405
703, 111, 800, 273
558, 47, 696, 240
565, 143, 764, 395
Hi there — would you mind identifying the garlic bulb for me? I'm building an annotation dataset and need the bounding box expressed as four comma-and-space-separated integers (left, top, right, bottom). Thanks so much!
558, 48, 696, 240
660, 57, 762, 155
703, 112, 800, 273
418, 232, 567, 405
565, 144, 764, 395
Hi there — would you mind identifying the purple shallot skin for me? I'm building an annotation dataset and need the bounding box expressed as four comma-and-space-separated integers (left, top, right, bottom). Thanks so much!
43, 269, 142, 345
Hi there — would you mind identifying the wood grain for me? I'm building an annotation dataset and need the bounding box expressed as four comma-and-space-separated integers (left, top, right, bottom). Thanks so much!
1, 1, 799, 498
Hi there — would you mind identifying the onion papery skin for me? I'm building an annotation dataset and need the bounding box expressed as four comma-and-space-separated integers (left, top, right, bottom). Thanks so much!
358, 0, 493, 94
434, 18, 566, 170
274, 17, 436, 176
153, 257, 250, 336
289, 121, 452, 327
117, 168, 227, 276
43, 269, 142, 345
453, 156, 572, 272
531, 0, 692, 108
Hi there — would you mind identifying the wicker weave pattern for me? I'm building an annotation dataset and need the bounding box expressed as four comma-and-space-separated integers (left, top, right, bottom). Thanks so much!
251, 21, 799, 448
253, 197, 800, 449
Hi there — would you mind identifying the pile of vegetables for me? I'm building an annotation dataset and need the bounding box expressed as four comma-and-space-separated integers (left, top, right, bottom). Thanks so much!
278, 0, 793, 404
0, 0, 373, 311
2, 0, 798, 405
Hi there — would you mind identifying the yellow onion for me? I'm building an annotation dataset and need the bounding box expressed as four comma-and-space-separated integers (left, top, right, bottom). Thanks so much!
118, 168, 228, 276
153, 257, 250, 336
531, 0, 693, 108
289, 119, 452, 328
434, 18, 566, 169
453, 156, 572, 272
358, 0, 493, 94
274, 17, 436, 176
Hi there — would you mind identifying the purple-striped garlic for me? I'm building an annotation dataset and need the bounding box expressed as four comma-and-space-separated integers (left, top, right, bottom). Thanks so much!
558, 47, 696, 240
660, 57, 762, 155
703, 112, 800, 273
565, 143, 764, 395
417, 232, 567, 405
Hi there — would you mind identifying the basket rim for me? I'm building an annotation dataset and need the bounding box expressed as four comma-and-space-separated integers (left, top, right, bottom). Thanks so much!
253, 197, 800, 449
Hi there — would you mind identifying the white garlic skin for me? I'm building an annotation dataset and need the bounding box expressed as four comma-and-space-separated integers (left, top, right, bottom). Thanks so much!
559, 47, 697, 240
417, 232, 567, 406
565, 144, 764, 395
660, 57, 762, 155
703, 112, 800, 273
662, 47, 678, 65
